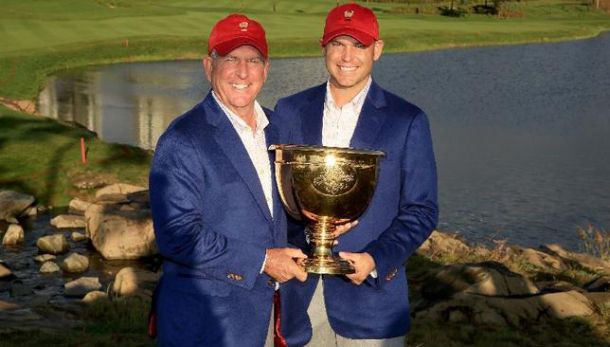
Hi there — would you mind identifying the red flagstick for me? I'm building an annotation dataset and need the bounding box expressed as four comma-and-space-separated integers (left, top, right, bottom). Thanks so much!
80, 137, 87, 164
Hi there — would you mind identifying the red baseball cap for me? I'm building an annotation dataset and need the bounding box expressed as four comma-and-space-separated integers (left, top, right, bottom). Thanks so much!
208, 14, 268, 59
321, 3, 379, 47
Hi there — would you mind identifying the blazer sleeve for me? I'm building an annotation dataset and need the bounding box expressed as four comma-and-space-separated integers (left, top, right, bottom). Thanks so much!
149, 130, 266, 290
363, 111, 439, 287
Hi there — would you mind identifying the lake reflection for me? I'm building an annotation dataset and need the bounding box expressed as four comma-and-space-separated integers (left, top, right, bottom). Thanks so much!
37, 33, 610, 249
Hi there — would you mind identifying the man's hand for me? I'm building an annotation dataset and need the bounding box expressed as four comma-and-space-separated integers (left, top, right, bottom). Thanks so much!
339, 251, 375, 285
332, 220, 359, 238
264, 248, 308, 283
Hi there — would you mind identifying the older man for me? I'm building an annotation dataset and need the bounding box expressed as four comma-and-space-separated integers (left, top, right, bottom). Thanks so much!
275, 3, 438, 346
149, 14, 307, 347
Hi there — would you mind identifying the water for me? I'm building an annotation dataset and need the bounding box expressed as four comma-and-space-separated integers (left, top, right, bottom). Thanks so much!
37, 33, 610, 250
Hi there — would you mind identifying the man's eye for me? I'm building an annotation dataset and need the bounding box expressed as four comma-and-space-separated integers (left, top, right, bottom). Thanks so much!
224, 56, 238, 63
355, 43, 366, 49
248, 58, 264, 65
330, 41, 342, 47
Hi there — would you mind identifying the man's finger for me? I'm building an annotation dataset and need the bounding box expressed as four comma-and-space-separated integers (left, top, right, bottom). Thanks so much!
339, 251, 357, 262
285, 248, 308, 259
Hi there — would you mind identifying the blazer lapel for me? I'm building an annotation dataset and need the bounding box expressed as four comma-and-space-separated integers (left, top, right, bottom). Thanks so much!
350, 81, 388, 150
204, 95, 273, 223
300, 84, 326, 146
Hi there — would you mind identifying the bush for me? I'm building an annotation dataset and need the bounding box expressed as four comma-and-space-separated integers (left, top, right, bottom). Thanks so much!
438, 5, 467, 16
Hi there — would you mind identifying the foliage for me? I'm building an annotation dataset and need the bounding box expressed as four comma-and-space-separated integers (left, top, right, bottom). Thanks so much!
578, 224, 610, 259
439, 5, 468, 16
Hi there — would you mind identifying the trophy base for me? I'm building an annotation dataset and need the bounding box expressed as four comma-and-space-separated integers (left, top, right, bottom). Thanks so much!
304, 256, 355, 275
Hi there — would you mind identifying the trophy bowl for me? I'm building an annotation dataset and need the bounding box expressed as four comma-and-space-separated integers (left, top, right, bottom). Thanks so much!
271, 144, 384, 274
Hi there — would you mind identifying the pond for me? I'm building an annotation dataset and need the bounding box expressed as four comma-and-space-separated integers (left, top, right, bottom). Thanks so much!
37, 33, 610, 250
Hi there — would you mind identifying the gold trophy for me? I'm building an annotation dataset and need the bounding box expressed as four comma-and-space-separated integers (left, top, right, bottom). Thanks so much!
271, 144, 384, 275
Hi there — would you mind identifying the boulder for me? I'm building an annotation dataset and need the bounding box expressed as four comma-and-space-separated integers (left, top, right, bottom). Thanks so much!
61, 253, 89, 273
0, 191, 35, 221
71, 232, 87, 242
50, 215, 86, 229
422, 261, 538, 301
64, 277, 102, 297
0, 262, 12, 278
85, 203, 156, 260
95, 183, 146, 200
418, 231, 471, 257
36, 234, 70, 254
82, 291, 108, 303
112, 267, 160, 296
516, 248, 567, 271
34, 254, 56, 263
2, 224, 24, 246
417, 290, 595, 326
40, 261, 61, 273
68, 198, 93, 215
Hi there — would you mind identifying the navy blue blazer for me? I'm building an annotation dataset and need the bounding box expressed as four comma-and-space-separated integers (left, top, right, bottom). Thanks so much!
273, 81, 438, 344
149, 92, 287, 347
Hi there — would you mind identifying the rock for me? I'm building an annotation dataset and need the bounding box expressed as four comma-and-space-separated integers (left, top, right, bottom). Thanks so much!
34, 254, 56, 263
2, 224, 24, 246
583, 292, 610, 309
541, 244, 610, 273
112, 267, 160, 296
0, 300, 20, 311
82, 290, 108, 303
68, 198, 93, 215
85, 203, 157, 260
517, 248, 567, 271
40, 261, 60, 273
72, 172, 110, 190
71, 231, 87, 242
61, 253, 89, 273
416, 290, 595, 326
64, 277, 102, 297
24, 206, 38, 217
0, 263, 12, 278
418, 231, 471, 258
585, 275, 610, 292
36, 234, 70, 254
0, 191, 35, 221
50, 215, 86, 229
95, 183, 147, 200
422, 262, 538, 300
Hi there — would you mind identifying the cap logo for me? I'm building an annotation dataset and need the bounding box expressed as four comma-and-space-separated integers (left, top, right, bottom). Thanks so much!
344, 9, 354, 20
239, 21, 249, 31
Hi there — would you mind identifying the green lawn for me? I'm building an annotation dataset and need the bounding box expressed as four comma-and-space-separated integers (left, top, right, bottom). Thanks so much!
0, 0, 609, 99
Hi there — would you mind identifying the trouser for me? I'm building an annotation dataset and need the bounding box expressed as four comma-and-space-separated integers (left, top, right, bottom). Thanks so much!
306, 279, 406, 347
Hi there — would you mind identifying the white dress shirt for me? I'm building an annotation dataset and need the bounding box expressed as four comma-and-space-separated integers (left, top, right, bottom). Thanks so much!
322, 77, 372, 147
212, 91, 273, 217
322, 78, 378, 279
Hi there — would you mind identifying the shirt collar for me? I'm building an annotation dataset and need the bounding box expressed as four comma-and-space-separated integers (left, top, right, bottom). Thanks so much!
324, 76, 372, 110
211, 90, 268, 133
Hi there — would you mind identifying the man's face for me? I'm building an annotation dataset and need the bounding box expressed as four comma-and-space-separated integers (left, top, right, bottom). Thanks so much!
203, 45, 269, 118
324, 35, 383, 92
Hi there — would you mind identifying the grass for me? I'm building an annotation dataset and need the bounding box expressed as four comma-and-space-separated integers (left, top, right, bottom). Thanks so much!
0, 296, 154, 347
0, 105, 150, 207
0, 0, 609, 99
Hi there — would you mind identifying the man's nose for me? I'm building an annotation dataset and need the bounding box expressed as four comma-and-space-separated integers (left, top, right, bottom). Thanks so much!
236, 59, 249, 78
341, 46, 354, 62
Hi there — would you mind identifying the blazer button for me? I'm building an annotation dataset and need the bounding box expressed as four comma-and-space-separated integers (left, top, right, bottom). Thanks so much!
227, 273, 244, 281
385, 268, 398, 281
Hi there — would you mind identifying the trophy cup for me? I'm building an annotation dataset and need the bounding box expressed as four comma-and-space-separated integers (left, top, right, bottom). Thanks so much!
271, 144, 384, 275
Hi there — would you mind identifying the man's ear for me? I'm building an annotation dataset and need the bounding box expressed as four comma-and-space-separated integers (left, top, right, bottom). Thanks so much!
373, 40, 384, 61
202, 56, 213, 82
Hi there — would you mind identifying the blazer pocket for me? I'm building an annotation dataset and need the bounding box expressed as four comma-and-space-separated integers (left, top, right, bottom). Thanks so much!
175, 271, 232, 297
